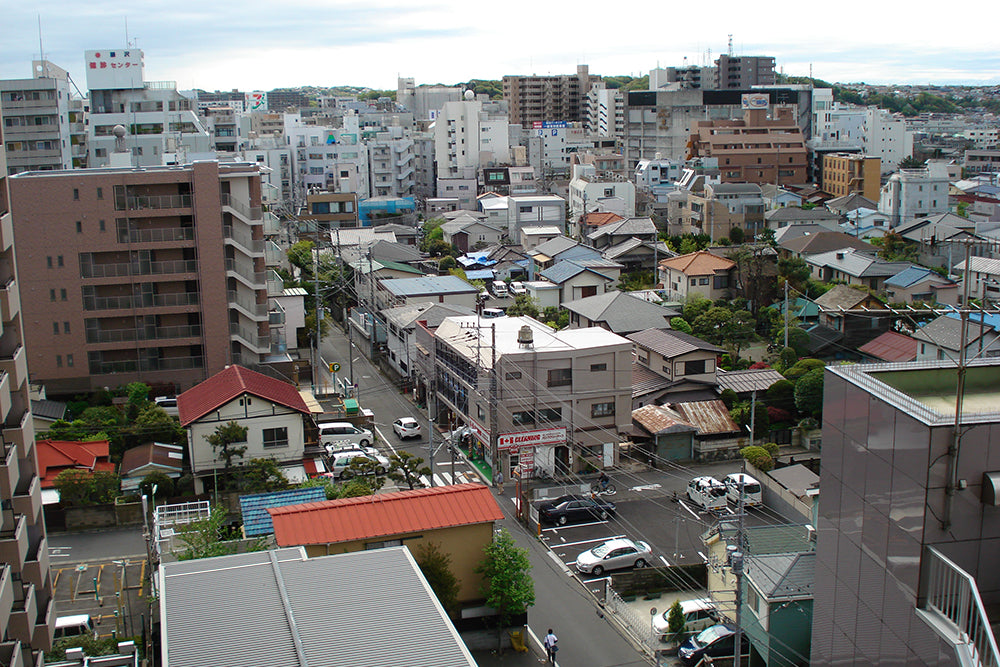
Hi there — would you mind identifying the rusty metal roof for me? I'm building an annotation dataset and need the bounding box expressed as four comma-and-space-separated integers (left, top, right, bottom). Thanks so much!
670, 400, 740, 435
632, 405, 697, 436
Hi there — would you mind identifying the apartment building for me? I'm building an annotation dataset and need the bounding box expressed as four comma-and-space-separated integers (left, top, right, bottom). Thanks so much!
241, 145, 293, 206
286, 114, 369, 205
8, 160, 280, 394
0, 89, 56, 666
434, 99, 510, 179
298, 190, 359, 230
862, 107, 913, 174
396, 77, 463, 123
85, 49, 211, 167
964, 149, 1000, 175
0, 60, 75, 175
203, 105, 243, 153
503, 65, 596, 126
424, 315, 631, 478
821, 153, 881, 200
714, 54, 776, 89
366, 126, 415, 198
649, 65, 716, 90
568, 163, 636, 219
878, 164, 950, 227
813, 360, 1000, 664
687, 104, 809, 185
584, 84, 625, 138
667, 182, 765, 239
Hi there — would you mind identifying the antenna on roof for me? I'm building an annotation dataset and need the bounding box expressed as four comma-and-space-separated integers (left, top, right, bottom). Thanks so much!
37, 15, 44, 64
728, 34, 733, 57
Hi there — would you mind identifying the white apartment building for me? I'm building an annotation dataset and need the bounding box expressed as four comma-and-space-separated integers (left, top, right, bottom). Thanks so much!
434, 99, 511, 179
879, 163, 950, 227
863, 107, 913, 174
397, 77, 463, 123
286, 113, 369, 204
0, 60, 75, 174
568, 163, 635, 218
85, 49, 211, 167
961, 127, 999, 150
585, 84, 625, 139
634, 157, 685, 191
242, 145, 293, 206
366, 125, 415, 199
526, 123, 596, 179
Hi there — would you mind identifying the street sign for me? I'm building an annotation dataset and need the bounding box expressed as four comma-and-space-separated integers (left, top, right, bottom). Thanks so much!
497, 427, 566, 451
329, 362, 341, 373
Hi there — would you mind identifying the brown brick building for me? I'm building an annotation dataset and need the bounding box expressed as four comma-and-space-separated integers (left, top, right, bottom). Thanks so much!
687, 106, 808, 185
503, 65, 596, 126
9, 161, 279, 394
821, 153, 881, 200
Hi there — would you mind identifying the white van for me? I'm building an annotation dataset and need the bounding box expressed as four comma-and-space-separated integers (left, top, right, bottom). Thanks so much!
724, 473, 762, 507
652, 598, 718, 642
686, 476, 728, 511
318, 422, 373, 450
490, 281, 509, 298
328, 449, 390, 479
54, 614, 95, 640
154, 396, 179, 417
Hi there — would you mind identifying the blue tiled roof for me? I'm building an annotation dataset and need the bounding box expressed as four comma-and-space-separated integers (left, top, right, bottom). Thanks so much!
885, 266, 938, 288
239, 487, 327, 537
464, 269, 495, 280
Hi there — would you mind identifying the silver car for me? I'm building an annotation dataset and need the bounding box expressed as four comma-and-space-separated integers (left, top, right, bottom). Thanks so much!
574, 537, 653, 576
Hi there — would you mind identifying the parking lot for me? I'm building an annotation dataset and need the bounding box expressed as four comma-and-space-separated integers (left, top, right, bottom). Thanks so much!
51, 557, 148, 639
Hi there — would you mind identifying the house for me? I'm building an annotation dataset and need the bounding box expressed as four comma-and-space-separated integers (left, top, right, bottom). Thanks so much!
912, 313, 1000, 361
382, 302, 476, 382
368, 222, 419, 246
539, 260, 616, 303
530, 236, 602, 274
813, 284, 891, 349
119, 442, 185, 491
601, 237, 675, 273
440, 218, 505, 253
631, 404, 697, 462
825, 193, 878, 216
30, 398, 67, 437
585, 217, 657, 250
628, 328, 722, 385
668, 399, 743, 461
575, 211, 625, 240
159, 547, 477, 666
519, 225, 563, 251
764, 206, 842, 231
238, 487, 327, 537
563, 291, 679, 335
803, 248, 913, 293
766, 296, 820, 328
895, 213, 982, 272
523, 280, 561, 309
857, 330, 919, 362
883, 266, 958, 305
840, 207, 892, 239
269, 483, 503, 604
352, 257, 425, 314
714, 369, 786, 399
954, 255, 1000, 304
36, 439, 114, 489
485, 244, 533, 280
657, 250, 737, 302
178, 365, 314, 494
778, 232, 875, 260
773, 222, 846, 245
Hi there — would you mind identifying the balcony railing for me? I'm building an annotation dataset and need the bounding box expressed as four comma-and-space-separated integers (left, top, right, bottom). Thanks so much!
263, 211, 281, 235
918, 545, 999, 667
89, 355, 205, 375
220, 193, 262, 221
83, 291, 199, 311
227, 290, 267, 318
223, 225, 264, 255
82, 259, 198, 278
118, 227, 195, 244
85, 324, 202, 344
230, 324, 270, 352
115, 193, 192, 211
225, 258, 265, 286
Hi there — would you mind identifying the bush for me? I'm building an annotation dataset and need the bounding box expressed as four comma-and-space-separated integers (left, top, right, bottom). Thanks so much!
670, 317, 693, 335
139, 472, 175, 499
719, 388, 738, 409
766, 406, 793, 424
794, 367, 825, 417
766, 379, 795, 411
784, 358, 825, 381
740, 445, 774, 472
762, 442, 780, 457
778, 346, 798, 370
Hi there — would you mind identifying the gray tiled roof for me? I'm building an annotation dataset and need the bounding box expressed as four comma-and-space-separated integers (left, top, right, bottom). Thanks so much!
539, 260, 613, 284
746, 552, 815, 600
587, 217, 657, 240
381, 275, 478, 296
532, 235, 581, 257
161, 547, 476, 667
627, 328, 724, 358
806, 248, 912, 278
31, 399, 67, 421
715, 369, 786, 394
382, 301, 476, 328
779, 232, 874, 256
765, 206, 841, 222
911, 314, 989, 351
563, 291, 678, 334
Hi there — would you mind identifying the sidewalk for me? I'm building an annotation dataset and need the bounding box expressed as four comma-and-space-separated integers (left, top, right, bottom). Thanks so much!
471, 643, 549, 666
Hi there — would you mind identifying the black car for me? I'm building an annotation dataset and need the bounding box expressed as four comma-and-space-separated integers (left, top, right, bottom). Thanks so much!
677, 624, 748, 666
537, 494, 616, 526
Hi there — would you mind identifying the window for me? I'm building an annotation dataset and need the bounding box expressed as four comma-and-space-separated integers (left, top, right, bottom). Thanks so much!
47, 256, 52, 268
76, 221, 82, 233
61, 288, 67, 301
699, 277, 709, 285
52, 322, 59, 335
67, 354, 74, 367
96, 187, 103, 200
478, 404, 486, 420
512, 410, 535, 425
683, 359, 707, 375
99, 219, 105, 231
58, 255, 64, 267
56, 355, 62, 368
547, 368, 572, 387
538, 407, 561, 422
690, 278, 697, 286
365, 539, 403, 550
64, 322, 70, 334
591, 401, 615, 418
262, 427, 289, 449
590, 363, 607, 372
73, 188, 79, 200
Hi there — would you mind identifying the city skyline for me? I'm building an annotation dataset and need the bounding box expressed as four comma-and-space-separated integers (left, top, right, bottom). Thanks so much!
4, 2, 1000, 94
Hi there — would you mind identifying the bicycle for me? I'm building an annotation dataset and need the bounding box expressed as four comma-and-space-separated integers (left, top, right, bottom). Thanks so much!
590, 482, 617, 496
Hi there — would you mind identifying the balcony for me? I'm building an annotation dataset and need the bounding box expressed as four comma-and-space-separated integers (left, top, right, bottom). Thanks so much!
81, 258, 198, 278
267, 269, 284, 297
227, 290, 268, 320
114, 193, 192, 212
83, 291, 199, 311
0, 345, 29, 389
11, 475, 39, 524
265, 240, 283, 266
230, 324, 270, 353
220, 193, 262, 223
8, 583, 37, 644
0, 514, 29, 569
90, 355, 205, 375
0, 210, 12, 252
223, 225, 265, 256
0, 278, 20, 322
0, 641, 23, 667
118, 227, 195, 244
0, 564, 11, 634
22, 532, 47, 592
0, 371, 9, 418
0, 443, 16, 501
3, 408, 31, 459
33, 594, 53, 651
85, 324, 202, 344
225, 258, 265, 288
264, 211, 281, 235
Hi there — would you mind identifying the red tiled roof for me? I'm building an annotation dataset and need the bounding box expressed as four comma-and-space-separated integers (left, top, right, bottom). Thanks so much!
659, 250, 735, 275
36, 440, 112, 488
268, 482, 503, 546
581, 212, 625, 228
177, 365, 310, 426
858, 331, 918, 362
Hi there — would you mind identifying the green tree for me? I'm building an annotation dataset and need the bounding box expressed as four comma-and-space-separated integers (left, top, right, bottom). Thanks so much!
506, 294, 540, 319
242, 458, 291, 493
476, 528, 535, 650
139, 471, 175, 500
173, 506, 267, 560
740, 445, 775, 472
784, 358, 825, 381
206, 421, 248, 470
52, 469, 120, 506
898, 155, 924, 169
765, 379, 796, 413
287, 240, 316, 276
666, 600, 687, 644
414, 542, 461, 616
782, 327, 811, 357
794, 367, 825, 417
541, 307, 568, 330
438, 256, 457, 271
719, 388, 738, 409
343, 456, 387, 491
728, 226, 745, 244
682, 295, 712, 323
778, 257, 811, 292
388, 451, 432, 490
670, 317, 693, 334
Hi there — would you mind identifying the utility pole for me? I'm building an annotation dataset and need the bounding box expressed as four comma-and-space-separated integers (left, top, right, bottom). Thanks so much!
368, 246, 377, 361
783, 279, 789, 349
427, 390, 435, 486
313, 247, 321, 396
489, 323, 499, 486
733, 389, 753, 667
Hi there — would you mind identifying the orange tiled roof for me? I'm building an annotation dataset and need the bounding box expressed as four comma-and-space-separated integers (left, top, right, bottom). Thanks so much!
581, 212, 625, 228
36, 440, 113, 488
658, 250, 736, 275
268, 483, 503, 546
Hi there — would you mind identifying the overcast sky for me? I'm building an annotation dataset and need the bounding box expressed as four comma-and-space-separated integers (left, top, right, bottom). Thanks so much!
4, 1, 1000, 93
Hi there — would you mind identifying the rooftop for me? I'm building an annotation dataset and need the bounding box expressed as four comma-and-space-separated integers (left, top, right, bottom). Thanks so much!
177, 365, 310, 426
658, 250, 736, 276
380, 275, 478, 297
562, 291, 678, 335
627, 328, 724, 358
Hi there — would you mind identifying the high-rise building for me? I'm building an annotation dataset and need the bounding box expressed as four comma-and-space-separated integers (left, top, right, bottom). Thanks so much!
714, 54, 776, 89
0, 83, 56, 666
822, 153, 881, 200
0, 60, 75, 174
8, 160, 282, 394
584, 84, 625, 139
503, 65, 595, 126
396, 78, 463, 123
433, 99, 510, 178
863, 107, 913, 174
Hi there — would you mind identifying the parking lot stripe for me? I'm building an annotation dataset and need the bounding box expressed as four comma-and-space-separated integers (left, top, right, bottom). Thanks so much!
679, 500, 701, 519
554, 534, 626, 549
660, 555, 671, 567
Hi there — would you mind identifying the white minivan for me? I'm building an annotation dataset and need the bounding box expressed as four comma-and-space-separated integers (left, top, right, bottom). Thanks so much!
54, 614, 95, 640
318, 422, 373, 450
652, 598, 718, 642
490, 281, 509, 298
724, 473, 762, 507
686, 476, 728, 511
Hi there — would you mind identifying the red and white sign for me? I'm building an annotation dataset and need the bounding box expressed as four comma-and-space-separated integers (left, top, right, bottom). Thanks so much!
516, 449, 534, 473
498, 427, 566, 451
85, 49, 145, 91
467, 418, 489, 445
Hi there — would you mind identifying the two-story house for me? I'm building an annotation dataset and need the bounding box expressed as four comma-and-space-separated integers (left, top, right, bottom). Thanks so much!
658, 250, 737, 302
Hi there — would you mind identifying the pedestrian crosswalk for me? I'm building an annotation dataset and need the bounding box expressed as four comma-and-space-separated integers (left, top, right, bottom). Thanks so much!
418, 470, 476, 487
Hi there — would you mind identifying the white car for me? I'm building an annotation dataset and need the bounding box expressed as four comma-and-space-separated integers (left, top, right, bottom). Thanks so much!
574, 537, 652, 576
652, 598, 718, 642
393, 417, 421, 439
327, 449, 390, 479
509, 281, 527, 296
154, 396, 179, 417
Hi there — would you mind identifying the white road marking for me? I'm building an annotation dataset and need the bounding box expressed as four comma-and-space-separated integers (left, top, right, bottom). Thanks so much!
630, 483, 662, 491
552, 534, 626, 548
659, 555, 671, 567
540, 518, 611, 532
679, 500, 701, 519
698, 551, 708, 563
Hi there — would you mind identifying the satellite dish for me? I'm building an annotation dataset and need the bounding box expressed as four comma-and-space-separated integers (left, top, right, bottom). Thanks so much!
464, 90, 475, 100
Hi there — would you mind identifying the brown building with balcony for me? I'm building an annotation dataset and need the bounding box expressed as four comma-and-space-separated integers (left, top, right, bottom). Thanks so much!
821, 152, 881, 200
503, 65, 596, 126
0, 91, 56, 667
9, 160, 279, 394
687, 106, 808, 185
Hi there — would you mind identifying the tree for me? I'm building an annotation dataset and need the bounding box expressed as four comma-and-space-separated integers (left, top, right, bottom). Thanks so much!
414, 542, 461, 616
670, 317, 692, 334
541, 306, 568, 330
784, 358, 825, 381
506, 294, 540, 319
778, 256, 811, 292
719, 388, 738, 409
173, 506, 267, 561
898, 155, 924, 169
139, 472, 175, 500
765, 379, 796, 413
794, 367, 825, 417
206, 421, 248, 470
728, 226, 745, 244
342, 456, 387, 491
682, 295, 712, 324
666, 600, 687, 645
53, 469, 120, 506
242, 458, 291, 493
387, 451, 431, 490
476, 528, 535, 649
286, 240, 316, 277
438, 256, 457, 271
740, 445, 775, 472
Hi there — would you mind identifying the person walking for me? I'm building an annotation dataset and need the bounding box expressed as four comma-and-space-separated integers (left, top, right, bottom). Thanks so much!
495, 469, 504, 494
543, 628, 558, 663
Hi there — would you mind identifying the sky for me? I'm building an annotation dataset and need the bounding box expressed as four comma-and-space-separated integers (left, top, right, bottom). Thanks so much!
3, 1, 1000, 94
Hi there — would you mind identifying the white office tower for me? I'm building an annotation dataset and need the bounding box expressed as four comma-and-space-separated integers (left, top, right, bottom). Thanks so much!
863, 107, 913, 174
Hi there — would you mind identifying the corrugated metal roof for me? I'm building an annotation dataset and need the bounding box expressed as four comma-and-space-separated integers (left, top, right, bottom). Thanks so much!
31, 398, 67, 421
381, 275, 478, 297
858, 331, 918, 362
269, 483, 503, 546
670, 400, 740, 435
177, 365, 311, 426
632, 404, 697, 435
715, 369, 786, 394
239, 487, 328, 537
161, 547, 476, 667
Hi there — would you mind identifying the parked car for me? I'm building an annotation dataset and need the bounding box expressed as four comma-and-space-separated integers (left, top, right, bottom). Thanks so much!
490, 280, 509, 298
677, 624, 748, 666
509, 281, 527, 296
327, 449, 390, 479
724, 472, 762, 507
537, 494, 616, 526
393, 417, 421, 439
652, 598, 718, 642
687, 476, 728, 511
481, 308, 504, 319
54, 615, 95, 640
574, 537, 652, 576
318, 422, 373, 449
154, 396, 179, 417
